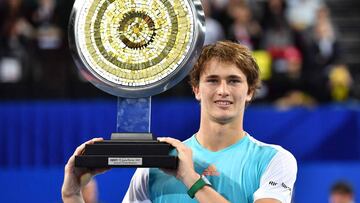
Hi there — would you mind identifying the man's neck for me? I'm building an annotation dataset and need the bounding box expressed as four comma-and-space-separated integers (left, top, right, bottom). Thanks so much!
196, 118, 246, 152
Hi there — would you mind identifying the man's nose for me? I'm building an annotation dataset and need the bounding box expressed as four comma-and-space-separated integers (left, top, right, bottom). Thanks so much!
217, 81, 230, 97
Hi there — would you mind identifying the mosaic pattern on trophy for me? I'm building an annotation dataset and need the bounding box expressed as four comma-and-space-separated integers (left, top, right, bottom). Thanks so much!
76, 0, 194, 86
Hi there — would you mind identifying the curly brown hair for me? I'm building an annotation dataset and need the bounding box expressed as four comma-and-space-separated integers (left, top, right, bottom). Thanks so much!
189, 41, 261, 98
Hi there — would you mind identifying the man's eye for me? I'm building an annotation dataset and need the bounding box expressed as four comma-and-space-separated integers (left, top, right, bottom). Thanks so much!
206, 79, 218, 83
229, 79, 241, 84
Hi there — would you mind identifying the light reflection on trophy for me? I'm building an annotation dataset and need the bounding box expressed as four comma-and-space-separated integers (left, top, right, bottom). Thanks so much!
68, 0, 205, 169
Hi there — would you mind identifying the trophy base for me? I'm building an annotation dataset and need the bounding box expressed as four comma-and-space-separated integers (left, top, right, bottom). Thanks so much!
75, 133, 178, 169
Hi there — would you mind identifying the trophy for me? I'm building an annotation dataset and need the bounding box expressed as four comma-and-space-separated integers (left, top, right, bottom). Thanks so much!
68, 0, 205, 168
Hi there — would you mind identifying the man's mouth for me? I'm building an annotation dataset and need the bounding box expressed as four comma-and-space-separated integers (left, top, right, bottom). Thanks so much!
214, 100, 233, 106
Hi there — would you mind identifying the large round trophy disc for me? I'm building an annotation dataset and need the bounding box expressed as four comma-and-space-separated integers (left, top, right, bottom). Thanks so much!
69, 0, 205, 98
70, 0, 205, 168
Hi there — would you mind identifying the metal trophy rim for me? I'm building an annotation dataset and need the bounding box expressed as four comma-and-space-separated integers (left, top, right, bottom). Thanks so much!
68, 0, 205, 98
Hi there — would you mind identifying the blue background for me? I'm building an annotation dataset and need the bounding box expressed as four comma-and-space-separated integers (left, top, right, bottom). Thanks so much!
1, 99, 360, 202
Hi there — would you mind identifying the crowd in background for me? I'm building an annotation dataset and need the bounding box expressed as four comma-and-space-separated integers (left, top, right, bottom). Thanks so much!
0, 0, 355, 107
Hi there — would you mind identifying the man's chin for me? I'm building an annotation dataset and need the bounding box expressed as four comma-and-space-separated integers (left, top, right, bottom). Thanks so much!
213, 115, 234, 124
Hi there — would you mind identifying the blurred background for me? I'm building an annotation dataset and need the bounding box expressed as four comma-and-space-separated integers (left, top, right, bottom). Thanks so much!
0, 0, 359, 202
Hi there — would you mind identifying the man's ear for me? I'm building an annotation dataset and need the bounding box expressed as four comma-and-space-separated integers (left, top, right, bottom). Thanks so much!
193, 86, 201, 101
246, 89, 254, 102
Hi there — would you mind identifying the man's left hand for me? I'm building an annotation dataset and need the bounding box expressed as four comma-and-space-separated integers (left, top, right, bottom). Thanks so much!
158, 137, 200, 188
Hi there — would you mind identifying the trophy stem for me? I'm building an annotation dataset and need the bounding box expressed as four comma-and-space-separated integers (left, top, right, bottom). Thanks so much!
76, 96, 178, 168
116, 97, 152, 133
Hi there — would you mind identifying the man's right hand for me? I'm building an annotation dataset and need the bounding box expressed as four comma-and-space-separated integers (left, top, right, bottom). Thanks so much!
61, 137, 110, 203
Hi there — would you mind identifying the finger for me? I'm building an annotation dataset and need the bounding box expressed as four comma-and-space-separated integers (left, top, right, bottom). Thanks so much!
67, 138, 104, 167
74, 137, 104, 156
159, 137, 188, 153
86, 137, 104, 146
90, 137, 104, 143
158, 137, 182, 148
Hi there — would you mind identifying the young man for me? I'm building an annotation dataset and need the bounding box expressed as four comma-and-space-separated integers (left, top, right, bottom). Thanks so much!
62, 41, 297, 203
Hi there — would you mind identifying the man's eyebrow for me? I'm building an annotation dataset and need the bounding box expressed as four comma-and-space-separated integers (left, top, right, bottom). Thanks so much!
204, 75, 243, 79
228, 75, 243, 79
204, 75, 219, 79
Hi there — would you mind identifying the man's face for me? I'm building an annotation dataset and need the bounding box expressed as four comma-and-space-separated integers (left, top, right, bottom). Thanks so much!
193, 58, 252, 124
330, 193, 353, 203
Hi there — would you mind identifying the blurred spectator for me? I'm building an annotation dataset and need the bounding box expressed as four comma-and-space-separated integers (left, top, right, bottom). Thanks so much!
227, 1, 262, 50
260, 0, 287, 30
0, 0, 34, 83
259, 0, 307, 72
328, 64, 353, 102
211, 0, 229, 12
210, 0, 232, 37
286, 0, 323, 31
32, 0, 62, 50
30, 0, 70, 98
302, 5, 342, 102
308, 6, 340, 69
329, 181, 355, 203
268, 46, 316, 107
202, 0, 225, 45
260, 0, 297, 51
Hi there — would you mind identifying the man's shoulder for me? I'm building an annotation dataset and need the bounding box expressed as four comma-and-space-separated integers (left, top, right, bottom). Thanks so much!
247, 135, 297, 188
246, 135, 297, 166
247, 135, 294, 155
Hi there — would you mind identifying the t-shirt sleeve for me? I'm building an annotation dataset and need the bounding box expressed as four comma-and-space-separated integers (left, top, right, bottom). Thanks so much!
253, 149, 297, 203
122, 168, 152, 203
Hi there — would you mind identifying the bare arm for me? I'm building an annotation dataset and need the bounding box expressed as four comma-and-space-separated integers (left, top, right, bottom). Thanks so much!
61, 138, 110, 203
193, 184, 230, 203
